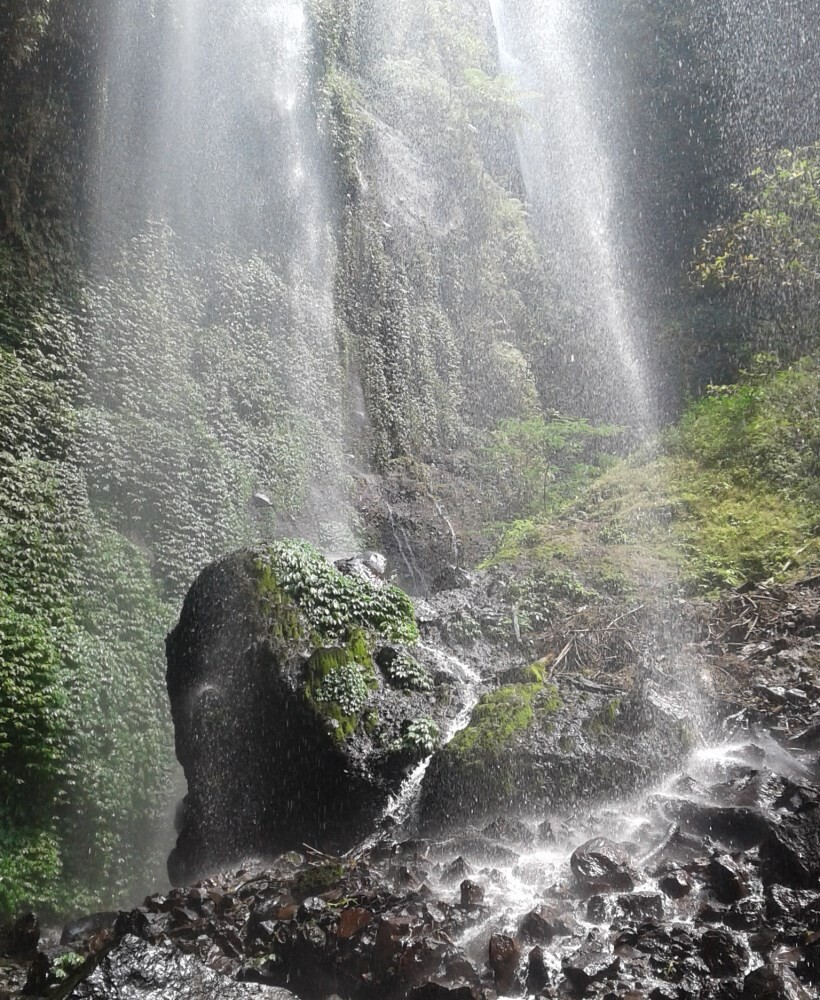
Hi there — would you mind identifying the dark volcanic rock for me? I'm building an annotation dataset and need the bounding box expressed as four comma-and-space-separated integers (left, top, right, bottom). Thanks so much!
570, 838, 635, 895
67, 935, 297, 999
418, 675, 692, 829
741, 964, 812, 999
519, 903, 576, 943
165, 544, 463, 882
700, 928, 749, 978
759, 804, 820, 888
489, 934, 520, 994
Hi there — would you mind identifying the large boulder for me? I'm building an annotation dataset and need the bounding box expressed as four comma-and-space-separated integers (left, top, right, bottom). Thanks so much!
166, 542, 460, 883
418, 673, 694, 829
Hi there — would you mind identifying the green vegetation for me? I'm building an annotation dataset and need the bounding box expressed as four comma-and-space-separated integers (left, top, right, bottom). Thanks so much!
257, 540, 418, 645
377, 648, 433, 692
452, 681, 562, 758
399, 718, 440, 754
487, 356, 820, 596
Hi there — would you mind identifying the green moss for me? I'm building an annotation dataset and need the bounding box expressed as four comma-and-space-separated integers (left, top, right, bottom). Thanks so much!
293, 862, 345, 898
255, 540, 418, 645
483, 357, 820, 597
585, 698, 622, 735
450, 680, 560, 761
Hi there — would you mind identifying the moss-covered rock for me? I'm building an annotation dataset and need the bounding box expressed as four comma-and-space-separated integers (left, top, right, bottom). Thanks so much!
166, 542, 453, 883
418, 672, 693, 829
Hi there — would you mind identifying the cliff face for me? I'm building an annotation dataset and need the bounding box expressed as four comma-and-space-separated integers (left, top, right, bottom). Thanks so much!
0, 0, 554, 913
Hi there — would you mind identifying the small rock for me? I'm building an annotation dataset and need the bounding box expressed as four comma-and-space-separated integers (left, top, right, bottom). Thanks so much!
337, 907, 372, 940
520, 903, 576, 943
5, 913, 39, 957
526, 945, 550, 993
482, 817, 535, 846
489, 934, 520, 994
460, 880, 484, 907
709, 855, 749, 904
440, 857, 472, 883
741, 964, 812, 999
700, 928, 749, 978
617, 892, 664, 923
760, 804, 820, 888
658, 871, 692, 899
571, 838, 634, 894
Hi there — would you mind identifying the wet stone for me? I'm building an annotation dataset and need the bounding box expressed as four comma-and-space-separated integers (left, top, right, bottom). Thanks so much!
459, 880, 484, 907
618, 892, 665, 924
571, 838, 635, 895
709, 855, 750, 904
526, 945, 550, 994
4, 913, 40, 957
700, 928, 750, 978
741, 964, 813, 999
440, 857, 472, 883
796, 931, 820, 984
66, 935, 298, 1000
482, 817, 535, 846
659, 870, 693, 899
337, 907, 372, 940
520, 902, 577, 942
489, 934, 521, 994
759, 804, 820, 888
409, 983, 478, 1000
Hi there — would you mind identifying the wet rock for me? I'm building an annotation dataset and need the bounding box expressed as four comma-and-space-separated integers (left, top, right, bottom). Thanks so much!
66, 935, 297, 999
571, 838, 635, 895
22, 952, 51, 995
708, 855, 750, 904
658, 870, 693, 899
700, 928, 749, 978
617, 892, 664, 923
658, 799, 770, 851
519, 903, 576, 943
3, 913, 39, 957
165, 545, 461, 881
459, 881, 484, 907
489, 934, 521, 994
795, 931, 820, 984
337, 907, 372, 940
409, 984, 478, 1000
526, 945, 550, 993
374, 914, 415, 973
741, 964, 812, 999
437, 836, 520, 866
537, 819, 557, 844
759, 804, 820, 888
482, 817, 535, 846
440, 857, 472, 883
419, 677, 691, 829
562, 937, 620, 995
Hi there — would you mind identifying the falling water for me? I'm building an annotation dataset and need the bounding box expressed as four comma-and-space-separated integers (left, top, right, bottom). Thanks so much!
90, 0, 352, 544
489, 0, 653, 429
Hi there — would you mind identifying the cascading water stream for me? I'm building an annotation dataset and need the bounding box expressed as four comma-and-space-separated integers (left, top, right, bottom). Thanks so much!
379, 645, 482, 831
488, 0, 653, 430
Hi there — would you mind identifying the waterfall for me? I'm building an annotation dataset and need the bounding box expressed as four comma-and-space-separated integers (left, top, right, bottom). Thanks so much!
488, 0, 653, 429
89, 0, 353, 553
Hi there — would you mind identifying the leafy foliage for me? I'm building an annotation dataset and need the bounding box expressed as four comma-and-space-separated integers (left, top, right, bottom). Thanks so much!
482, 416, 623, 519
694, 145, 820, 358
259, 539, 419, 645
379, 648, 432, 692
399, 718, 440, 754
314, 662, 370, 717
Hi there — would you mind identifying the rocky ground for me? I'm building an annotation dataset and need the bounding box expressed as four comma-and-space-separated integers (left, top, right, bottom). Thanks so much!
2, 578, 819, 1000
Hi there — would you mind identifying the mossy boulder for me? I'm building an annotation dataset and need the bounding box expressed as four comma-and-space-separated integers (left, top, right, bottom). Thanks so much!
418, 673, 694, 830
166, 541, 449, 883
